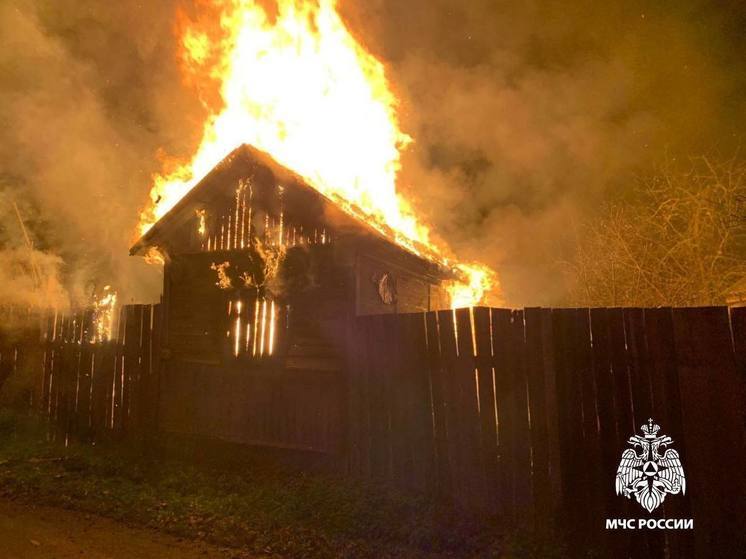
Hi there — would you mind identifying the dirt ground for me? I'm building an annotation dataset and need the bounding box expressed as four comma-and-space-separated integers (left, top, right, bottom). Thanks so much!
0, 499, 254, 559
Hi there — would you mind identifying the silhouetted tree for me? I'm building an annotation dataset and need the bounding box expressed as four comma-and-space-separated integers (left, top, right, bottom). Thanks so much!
565, 156, 746, 307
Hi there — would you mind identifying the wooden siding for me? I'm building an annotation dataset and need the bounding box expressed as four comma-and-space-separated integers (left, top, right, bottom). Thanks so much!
159, 360, 344, 454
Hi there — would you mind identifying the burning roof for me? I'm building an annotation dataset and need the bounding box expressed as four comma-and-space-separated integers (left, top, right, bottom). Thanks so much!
133, 0, 497, 307
131, 144, 457, 281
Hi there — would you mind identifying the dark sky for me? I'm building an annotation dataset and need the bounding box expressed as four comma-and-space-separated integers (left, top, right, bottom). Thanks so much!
1, 0, 744, 306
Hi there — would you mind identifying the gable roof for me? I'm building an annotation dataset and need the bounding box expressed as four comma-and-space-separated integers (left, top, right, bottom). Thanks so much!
130, 144, 455, 279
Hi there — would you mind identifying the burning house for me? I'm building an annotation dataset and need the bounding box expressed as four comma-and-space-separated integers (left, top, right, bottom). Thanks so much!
125, 0, 495, 456
130, 144, 455, 453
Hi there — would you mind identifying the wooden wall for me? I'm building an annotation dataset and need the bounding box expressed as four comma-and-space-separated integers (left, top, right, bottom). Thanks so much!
159, 360, 344, 454
352, 244, 450, 316
166, 254, 224, 362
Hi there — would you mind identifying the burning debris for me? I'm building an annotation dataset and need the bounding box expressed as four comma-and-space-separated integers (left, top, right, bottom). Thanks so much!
137, 0, 498, 308
210, 241, 286, 294
210, 261, 233, 289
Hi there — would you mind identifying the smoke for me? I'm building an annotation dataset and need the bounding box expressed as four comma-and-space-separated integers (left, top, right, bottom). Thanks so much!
342, 0, 746, 305
0, 0, 204, 311
2, 0, 744, 308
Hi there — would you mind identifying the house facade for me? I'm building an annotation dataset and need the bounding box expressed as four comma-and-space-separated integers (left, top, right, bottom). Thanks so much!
130, 144, 452, 453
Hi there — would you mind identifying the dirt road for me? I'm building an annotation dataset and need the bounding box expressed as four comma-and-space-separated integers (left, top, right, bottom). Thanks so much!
0, 499, 253, 558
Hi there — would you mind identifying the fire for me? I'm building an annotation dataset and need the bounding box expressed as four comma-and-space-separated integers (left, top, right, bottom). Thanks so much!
139, 0, 498, 307
91, 285, 117, 342
196, 209, 207, 236
446, 266, 493, 310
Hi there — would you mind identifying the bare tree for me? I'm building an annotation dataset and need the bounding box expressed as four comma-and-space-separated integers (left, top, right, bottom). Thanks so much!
565, 156, 746, 307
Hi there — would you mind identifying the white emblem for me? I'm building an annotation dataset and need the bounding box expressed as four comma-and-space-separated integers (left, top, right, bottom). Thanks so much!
615, 418, 686, 513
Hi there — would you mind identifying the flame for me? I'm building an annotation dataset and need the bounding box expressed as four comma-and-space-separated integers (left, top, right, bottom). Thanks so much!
138, 0, 498, 307
91, 285, 117, 342
446, 265, 494, 310
196, 209, 207, 236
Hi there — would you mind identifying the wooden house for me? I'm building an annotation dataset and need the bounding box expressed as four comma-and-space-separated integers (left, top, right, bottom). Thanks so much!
130, 144, 453, 455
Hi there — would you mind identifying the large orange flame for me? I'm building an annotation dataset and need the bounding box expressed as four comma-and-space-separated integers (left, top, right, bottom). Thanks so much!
139, 0, 498, 307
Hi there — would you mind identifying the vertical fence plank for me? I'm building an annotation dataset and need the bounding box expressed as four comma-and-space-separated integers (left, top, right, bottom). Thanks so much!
590, 308, 629, 557
524, 308, 551, 524
491, 309, 515, 518
643, 309, 679, 430
509, 310, 532, 519
103, 340, 117, 437
131, 305, 146, 439
68, 311, 83, 442
387, 313, 411, 489
607, 309, 633, 443
473, 307, 499, 512
89, 343, 102, 440
59, 315, 74, 443
552, 309, 586, 543
646, 307, 694, 558
111, 307, 126, 435
402, 313, 435, 493
120, 305, 138, 437
437, 309, 469, 508
40, 314, 53, 418
149, 303, 163, 444
454, 308, 485, 510
137, 305, 152, 444
76, 311, 94, 442
425, 311, 451, 497
624, 308, 654, 422
589, 308, 617, 501
574, 308, 606, 552
731, 306, 746, 382
610, 308, 651, 558
366, 314, 391, 479
50, 316, 63, 441
345, 316, 367, 476
672, 307, 746, 557
540, 309, 563, 515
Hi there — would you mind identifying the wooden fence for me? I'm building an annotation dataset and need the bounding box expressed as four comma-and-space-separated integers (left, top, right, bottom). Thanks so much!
2, 304, 746, 557
157, 360, 345, 456
37, 304, 161, 444
344, 307, 746, 557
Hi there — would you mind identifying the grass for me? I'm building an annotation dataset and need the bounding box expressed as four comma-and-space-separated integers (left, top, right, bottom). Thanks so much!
0, 410, 564, 558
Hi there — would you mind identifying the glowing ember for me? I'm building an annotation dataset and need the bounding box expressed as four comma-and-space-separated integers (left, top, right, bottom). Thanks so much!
211, 261, 233, 289
91, 285, 117, 342
138, 0, 498, 307
196, 209, 207, 236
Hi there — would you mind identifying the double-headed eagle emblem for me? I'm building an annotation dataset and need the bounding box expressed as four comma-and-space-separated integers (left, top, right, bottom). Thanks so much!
615, 419, 686, 513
